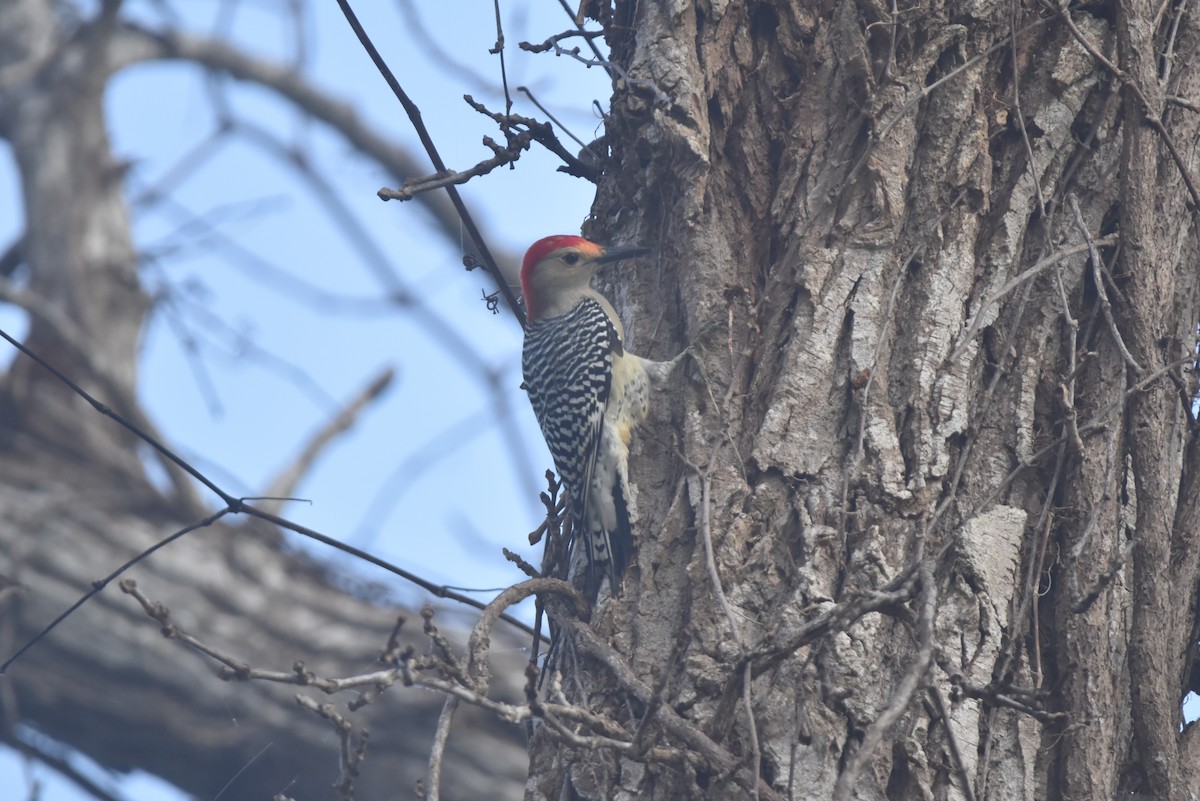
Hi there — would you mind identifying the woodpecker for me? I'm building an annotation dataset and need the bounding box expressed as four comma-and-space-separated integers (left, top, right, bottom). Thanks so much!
520, 234, 665, 597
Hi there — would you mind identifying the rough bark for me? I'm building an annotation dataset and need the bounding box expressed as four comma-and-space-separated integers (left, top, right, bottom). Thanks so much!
526, 2, 1200, 800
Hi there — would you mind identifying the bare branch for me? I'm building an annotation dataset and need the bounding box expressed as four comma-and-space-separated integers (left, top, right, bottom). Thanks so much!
426, 697, 458, 801
517, 28, 605, 55
294, 695, 368, 801
332, 0, 524, 324
1068, 194, 1142, 372
951, 238, 1115, 362
748, 575, 917, 673
518, 29, 670, 106
3, 729, 130, 801
928, 683, 978, 801
0, 283, 207, 510
832, 560, 936, 801
107, 23, 466, 248
563, 619, 783, 801
1043, 0, 1200, 213
0, 329, 538, 672
466, 95, 599, 181
378, 133, 532, 201
685, 450, 761, 800
259, 368, 396, 515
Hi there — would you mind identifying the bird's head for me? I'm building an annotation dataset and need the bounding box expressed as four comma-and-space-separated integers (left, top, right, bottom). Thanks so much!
520, 235, 649, 321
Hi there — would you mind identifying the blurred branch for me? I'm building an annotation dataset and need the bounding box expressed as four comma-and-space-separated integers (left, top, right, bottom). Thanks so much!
0, 280, 207, 512
0, 328, 538, 669
395, 0, 499, 95
353, 408, 493, 546
140, 190, 396, 314
259, 367, 396, 516
229, 119, 512, 381
0, 235, 23, 279
106, 23, 467, 251
4, 730, 128, 801
157, 286, 342, 412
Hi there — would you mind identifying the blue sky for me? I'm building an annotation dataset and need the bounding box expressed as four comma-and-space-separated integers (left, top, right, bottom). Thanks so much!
0, 1, 609, 798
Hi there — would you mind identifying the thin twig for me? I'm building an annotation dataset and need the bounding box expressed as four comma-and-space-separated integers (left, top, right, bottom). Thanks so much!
333, 0, 524, 325
464, 95, 599, 181
951, 238, 1114, 362
929, 683, 978, 801
426, 697, 459, 801
118, 576, 765, 798
0, 328, 537, 676
1043, 0, 1200, 212
121, 579, 399, 689
0, 509, 230, 676
293, 696, 367, 800
552, 0, 610, 69
0, 282, 206, 510
378, 133, 531, 200
259, 368, 395, 515
518, 28, 605, 55
519, 31, 670, 107
517, 86, 599, 158
831, 560, 936, 801
748, 577, 918, 673
563, 620, 783, 801
851, 18, 1052, 181
489, 0, 513, 122
1052, 250, 1084, 453
1068, 194, 1142, 372
687, 453, 761, 800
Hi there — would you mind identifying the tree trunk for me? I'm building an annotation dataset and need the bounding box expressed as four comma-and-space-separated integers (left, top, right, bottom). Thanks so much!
527, 2, 1200, 799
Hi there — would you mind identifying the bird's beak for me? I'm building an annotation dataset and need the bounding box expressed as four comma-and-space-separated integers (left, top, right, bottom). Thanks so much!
594, 244, 650, 265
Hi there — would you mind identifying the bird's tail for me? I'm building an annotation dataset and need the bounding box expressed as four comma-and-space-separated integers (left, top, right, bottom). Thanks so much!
575, 483, 633, 600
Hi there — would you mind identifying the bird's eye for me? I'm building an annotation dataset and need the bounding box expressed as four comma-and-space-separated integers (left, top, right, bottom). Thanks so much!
562, 252, 581, 266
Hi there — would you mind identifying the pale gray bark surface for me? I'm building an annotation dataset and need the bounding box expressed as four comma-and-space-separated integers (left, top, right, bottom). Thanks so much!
526, 2, 1200, 800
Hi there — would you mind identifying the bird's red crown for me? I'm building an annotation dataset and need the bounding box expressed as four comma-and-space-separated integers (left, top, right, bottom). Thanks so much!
521, 235, 601, 290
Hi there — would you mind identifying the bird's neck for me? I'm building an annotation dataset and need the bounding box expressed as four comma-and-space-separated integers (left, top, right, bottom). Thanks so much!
530, 286, 623, 336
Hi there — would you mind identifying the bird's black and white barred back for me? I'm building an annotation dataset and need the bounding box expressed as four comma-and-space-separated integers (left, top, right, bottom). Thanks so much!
519, 234, 667, 599
522, 296, 632, 595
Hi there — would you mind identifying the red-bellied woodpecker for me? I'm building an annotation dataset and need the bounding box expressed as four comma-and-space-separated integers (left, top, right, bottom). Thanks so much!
520, 234, 670, 597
